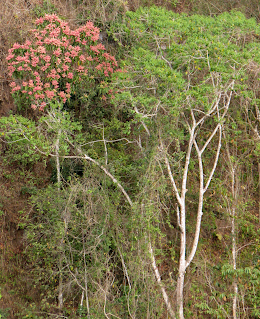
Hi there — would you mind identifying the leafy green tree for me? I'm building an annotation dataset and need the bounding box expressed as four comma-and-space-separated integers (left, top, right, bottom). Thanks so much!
111, 6, 260, 318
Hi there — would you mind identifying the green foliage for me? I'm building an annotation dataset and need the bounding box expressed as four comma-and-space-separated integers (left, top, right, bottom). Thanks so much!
25, 181, 115, 314
0, 108, 82, 166
0, 114, 42, 166
109, 6, 260, 318
221, 263, 260, 318
0, 309, 9, 319
22, 173, 166, 317
32, 0, 58, 18
110, 7, 260, 182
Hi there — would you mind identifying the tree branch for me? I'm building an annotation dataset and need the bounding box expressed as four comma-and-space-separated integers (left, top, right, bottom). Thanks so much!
148, 242, 176, 319
204, 127, 222, 192
185, 139, 204, 269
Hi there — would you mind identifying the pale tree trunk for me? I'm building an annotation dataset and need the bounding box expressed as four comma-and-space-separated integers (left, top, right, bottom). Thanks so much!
176, 268, 185, 319
231, 206, 238, 319
56, 129, 61, 189
163, 84, 233, 318
164, 121, 222, 319
225, 145, 239, 319
231, 172, 238, 319
55, 128, 64, 309
176, 204, 187, 318
149, 242, 176, 319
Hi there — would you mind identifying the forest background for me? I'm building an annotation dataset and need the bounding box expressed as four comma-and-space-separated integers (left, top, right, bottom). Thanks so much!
0, 0, 260, 318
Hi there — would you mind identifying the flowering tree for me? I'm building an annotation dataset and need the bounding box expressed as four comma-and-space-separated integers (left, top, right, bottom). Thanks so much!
6, 14, 120, 111
5, 16, 124, 309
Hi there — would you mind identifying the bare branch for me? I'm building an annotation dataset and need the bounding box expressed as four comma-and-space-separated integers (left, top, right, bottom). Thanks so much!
163, 153, 182, 205
185, 139, 204, 269
55, 129, 62, 190
204, 126, 222, 192
200, 123, 220, 155
80, 137, 135, 147
176, 205, 181, 228
83, 153, 133, 207
195, 93, 221, 127
148, 242, 176, 319
181, 126, 196, 200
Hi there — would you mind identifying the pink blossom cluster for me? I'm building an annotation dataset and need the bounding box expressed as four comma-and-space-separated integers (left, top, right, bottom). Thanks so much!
6, 14, 122, 111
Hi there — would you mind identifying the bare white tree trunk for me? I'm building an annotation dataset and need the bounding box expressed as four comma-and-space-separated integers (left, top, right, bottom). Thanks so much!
162, 84, 233, 318
164, 122, 222, 319
55, 129, 62, 190
225, 145, 239, 319
231, 170, 238, 319
176, 267, 185, 319
55, 128, 64, 309
148, 242, 176, 319
231, 205, 238, 319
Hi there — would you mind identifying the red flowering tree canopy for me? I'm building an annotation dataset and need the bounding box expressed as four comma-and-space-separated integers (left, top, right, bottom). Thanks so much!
6, 14, 121, 111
